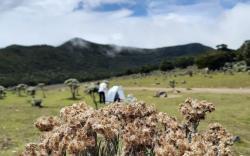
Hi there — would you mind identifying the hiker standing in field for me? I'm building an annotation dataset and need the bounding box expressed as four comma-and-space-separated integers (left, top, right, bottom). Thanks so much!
98, 81, 108, 104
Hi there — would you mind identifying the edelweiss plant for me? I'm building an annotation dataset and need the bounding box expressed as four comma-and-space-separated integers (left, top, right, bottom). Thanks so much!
64, 78, 80, 99
16, 84, 28, 96
37, 83, 46, 98
20, 98, 235, 156
179, 98, 215, 141
0, 85, 6, 99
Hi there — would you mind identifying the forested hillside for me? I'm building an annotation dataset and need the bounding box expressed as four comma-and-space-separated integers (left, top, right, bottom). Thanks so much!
0, 38, 212, 86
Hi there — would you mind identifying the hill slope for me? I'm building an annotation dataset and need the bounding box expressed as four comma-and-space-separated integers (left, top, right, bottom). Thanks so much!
0, 38, 212, 86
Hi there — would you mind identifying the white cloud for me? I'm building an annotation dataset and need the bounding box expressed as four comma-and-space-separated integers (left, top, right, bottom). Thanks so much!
0, 0, 250, 49
147, 0, 224, 17
80, 0, 132, 9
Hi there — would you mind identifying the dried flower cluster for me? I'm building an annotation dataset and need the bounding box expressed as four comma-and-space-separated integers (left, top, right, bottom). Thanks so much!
179, 97, 215, 140
35, 116, 60, 132
21, 98, 235, 156
183, 123, 234, 156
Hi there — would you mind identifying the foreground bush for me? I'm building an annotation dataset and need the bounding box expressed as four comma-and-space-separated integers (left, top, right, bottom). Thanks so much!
21, 98, 235, 156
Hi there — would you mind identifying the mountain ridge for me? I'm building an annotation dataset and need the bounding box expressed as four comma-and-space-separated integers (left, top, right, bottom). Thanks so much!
0, 38, 213, 86
3, 37, 211, 51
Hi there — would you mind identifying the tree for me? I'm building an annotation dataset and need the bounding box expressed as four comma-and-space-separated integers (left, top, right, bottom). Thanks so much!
139, 65, 157, 74
16, 84, 28, 96
125, 69, 133, 75
26, 87, 37, 98
169, 80, 176, 91
64, 78, 80, 99
186, 70, 193, 77
0, 86, 6, 99
216, 44, 228, 51
195, 51, 235, 70
237, 40, 250, 65
37, 83, 46, 98
159, 60, 174, 71
175, 57, 194, 68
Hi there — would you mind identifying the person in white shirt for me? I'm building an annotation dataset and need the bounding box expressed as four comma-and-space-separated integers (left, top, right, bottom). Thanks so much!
98, 81, 108, 103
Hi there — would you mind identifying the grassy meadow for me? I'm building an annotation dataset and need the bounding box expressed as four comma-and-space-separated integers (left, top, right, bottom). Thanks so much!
0, 72, 250, 155
111, 71, 250, 88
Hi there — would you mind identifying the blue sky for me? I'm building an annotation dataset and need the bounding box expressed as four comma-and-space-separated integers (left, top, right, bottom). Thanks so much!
74, 0, 250, 16
1, 0, 250, 48
92, 0, 148, 16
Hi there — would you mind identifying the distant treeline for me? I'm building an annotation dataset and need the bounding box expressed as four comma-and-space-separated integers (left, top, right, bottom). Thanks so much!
125, 43, 250, 75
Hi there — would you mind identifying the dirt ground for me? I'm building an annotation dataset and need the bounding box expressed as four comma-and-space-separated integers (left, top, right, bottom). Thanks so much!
125, 87, 250, 94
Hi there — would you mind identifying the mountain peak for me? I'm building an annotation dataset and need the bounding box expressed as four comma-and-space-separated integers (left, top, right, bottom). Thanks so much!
69, 37, 88, 42
63, 37, 91, 48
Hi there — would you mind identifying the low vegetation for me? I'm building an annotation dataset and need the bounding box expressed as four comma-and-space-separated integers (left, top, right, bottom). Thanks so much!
64, 78, 80, 99
111, 71, 250, 88
21, 98, 235, 156
0, 86, 6, 99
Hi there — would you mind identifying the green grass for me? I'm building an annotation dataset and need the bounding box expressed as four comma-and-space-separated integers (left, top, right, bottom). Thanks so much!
0, 88, 98, 156
110, 71, 250, 88
0, 72, 250, 155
